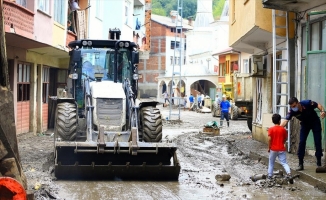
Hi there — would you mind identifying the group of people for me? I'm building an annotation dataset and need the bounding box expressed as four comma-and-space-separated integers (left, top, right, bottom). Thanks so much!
163, 91, 207, 111
268, 97, 325, 181
164, 90, 326, 177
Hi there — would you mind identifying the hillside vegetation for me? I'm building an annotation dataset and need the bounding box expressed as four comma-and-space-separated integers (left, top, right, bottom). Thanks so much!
152, 0, 226, 20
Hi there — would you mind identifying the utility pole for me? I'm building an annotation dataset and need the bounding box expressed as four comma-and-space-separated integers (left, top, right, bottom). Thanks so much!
0, 0, 28, 193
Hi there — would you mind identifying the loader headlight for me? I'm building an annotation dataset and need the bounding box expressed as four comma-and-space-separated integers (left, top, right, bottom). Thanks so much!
119, 42, 124, 48
133, 74, 139, 80
82, 41, 88, 46
87, 41, 92, 46
124, 42, 130, 48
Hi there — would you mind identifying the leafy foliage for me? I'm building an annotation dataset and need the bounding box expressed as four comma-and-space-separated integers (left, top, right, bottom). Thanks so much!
152, 0, 225, 20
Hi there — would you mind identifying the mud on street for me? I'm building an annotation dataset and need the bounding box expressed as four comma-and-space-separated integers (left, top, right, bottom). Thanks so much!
18, 105, 326, 199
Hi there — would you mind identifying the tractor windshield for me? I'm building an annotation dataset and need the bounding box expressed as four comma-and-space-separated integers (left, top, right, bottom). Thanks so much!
81, 48, 132, 82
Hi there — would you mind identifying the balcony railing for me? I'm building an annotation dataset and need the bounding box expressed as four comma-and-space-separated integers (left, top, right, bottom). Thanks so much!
3, 0, 34, 37
66, 31, 77, 47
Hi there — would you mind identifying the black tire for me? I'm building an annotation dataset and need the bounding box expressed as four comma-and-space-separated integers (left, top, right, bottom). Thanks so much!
247, 117, 253, 132
55, 102, 77, 141
231, 105, 239, 120
141, 106, 162, 142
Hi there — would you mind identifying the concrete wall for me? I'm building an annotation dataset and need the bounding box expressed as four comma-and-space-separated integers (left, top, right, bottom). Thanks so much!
229, 0, 255, 46
33, 0, 53, 44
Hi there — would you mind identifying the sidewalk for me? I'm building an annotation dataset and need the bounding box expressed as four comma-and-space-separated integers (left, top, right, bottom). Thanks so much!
233, 135, 326, 193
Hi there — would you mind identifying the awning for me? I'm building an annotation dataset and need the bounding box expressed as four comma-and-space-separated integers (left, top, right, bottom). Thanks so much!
229, 26, 272, 54
212, 47, 241, 56
5, 32, 69, 58
262, 0, 326, 12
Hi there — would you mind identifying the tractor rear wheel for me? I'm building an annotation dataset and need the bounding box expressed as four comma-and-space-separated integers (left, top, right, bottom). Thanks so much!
231, 105, 239, 120
55, 102, 77, 141
141, 107, 162, 142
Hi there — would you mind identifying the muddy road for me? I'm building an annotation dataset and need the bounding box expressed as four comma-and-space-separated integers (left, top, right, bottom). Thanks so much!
18, 106, 326, 199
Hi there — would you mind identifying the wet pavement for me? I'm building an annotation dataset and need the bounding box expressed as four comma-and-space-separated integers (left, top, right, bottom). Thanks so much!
17, 104, 326, 199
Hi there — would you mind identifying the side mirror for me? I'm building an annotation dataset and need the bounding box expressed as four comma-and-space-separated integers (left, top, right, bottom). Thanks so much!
131, 51, 139, 65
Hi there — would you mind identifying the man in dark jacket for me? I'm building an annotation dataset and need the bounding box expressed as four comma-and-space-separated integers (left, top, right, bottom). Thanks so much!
281, 97, 325, 170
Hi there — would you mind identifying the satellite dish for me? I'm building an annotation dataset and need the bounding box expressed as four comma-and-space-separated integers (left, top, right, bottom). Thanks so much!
70, 1, 80, 11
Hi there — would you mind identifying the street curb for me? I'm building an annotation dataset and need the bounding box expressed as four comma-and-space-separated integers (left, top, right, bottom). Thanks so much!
247, 151, 326, 193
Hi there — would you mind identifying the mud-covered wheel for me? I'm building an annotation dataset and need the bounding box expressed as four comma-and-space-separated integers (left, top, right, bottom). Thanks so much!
141, 106, 162, 142
230, 105, 239, 120
55, 102, 77, 141
247, 117, 252, 132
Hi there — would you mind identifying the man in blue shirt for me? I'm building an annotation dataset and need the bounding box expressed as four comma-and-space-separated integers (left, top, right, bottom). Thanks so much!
197, 93, 202, 108
281, 97, 325, 170
220, 95, 231, 127
189, 94, 194, 111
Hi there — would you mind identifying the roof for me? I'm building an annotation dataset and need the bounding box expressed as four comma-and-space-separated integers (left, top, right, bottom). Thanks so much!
151, 14, 193, 30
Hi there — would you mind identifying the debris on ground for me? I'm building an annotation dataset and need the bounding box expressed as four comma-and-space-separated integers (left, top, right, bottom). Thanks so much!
215, 173, 231, 181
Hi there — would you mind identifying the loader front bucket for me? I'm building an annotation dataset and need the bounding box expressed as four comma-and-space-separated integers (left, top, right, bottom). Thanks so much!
54, 141, 180, 180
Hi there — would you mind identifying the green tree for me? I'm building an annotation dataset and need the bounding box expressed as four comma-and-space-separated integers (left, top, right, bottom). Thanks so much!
152, 0, 226, 20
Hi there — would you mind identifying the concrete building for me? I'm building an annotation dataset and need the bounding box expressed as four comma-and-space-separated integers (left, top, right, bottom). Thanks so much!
3, 0, 71, 134
4, 0, 149, 135
137, 13, 192, 98
229, 0, 326, 155
262, 0, 326, 156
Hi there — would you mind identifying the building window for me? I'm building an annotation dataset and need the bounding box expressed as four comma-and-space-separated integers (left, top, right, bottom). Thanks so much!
171, 41, 180, 49
54, 0, 66, 25
322, 20, 326, 50
17, 63, 30, 101
38, 0, 49, 13
243, 59, 249, 73
170, 56, 173, 65
311, 22, 320, 51
57, 69, 68, 88
301, 26, 307, 57
16, 0, 26, 7
231, 0, 236, 22
42, 67, 50, 103
124, 0, 131, 25
96, 0, 103, 20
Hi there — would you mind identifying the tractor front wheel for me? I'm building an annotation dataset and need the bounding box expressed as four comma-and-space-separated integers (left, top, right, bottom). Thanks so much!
55, 102, 77, 141
141, 107, 163, 142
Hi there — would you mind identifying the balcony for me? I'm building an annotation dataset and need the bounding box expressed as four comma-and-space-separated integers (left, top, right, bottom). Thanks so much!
3, 0, 34, 38
66, 31, 77, 47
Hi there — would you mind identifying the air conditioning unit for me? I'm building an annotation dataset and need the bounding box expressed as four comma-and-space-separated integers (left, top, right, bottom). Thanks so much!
249, 55, 265, 76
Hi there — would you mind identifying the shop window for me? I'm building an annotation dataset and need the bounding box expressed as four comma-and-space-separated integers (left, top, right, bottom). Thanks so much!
243, 59, 249, 73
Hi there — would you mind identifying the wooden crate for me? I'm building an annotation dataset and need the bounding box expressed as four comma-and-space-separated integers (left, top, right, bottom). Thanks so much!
202, 127, 220, 136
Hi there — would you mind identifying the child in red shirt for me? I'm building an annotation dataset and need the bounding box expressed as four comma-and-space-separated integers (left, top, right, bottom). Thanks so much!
268, 114, 293, 183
